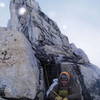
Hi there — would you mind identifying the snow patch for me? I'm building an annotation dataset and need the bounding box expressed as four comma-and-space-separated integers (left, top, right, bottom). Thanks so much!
18, 7, 27, 15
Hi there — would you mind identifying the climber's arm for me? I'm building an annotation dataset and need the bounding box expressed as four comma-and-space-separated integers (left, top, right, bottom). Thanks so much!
47, 83, 58, 100
67, 92, 81, 100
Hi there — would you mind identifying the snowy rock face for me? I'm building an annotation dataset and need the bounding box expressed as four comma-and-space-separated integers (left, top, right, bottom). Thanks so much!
0, 0, 99, 100
0, 28, 42, 99
9, 0, 69, 48
9, 0, 89, 64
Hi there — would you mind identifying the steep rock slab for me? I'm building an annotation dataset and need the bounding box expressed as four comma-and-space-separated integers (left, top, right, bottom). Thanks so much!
0, 28, 42, 99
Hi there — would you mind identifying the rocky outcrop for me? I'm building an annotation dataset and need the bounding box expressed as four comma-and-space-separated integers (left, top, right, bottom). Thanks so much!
0, 0, 100, 100
0, 28, 44, 99
8, 0, 69, 48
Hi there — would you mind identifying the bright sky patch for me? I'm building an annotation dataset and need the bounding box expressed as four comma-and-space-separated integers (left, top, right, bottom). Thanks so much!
0, 2, 5, 8
48, 11, 56, 19
62, 25, 67, 30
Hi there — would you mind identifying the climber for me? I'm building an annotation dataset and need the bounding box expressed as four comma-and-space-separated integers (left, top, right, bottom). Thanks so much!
46, 72, 81, 100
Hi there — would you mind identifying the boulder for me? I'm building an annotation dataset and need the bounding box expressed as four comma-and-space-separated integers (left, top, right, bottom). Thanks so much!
0, 28, 44, 99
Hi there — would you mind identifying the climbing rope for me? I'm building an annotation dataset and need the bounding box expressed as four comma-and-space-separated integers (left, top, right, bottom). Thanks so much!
44, 64, 50, 87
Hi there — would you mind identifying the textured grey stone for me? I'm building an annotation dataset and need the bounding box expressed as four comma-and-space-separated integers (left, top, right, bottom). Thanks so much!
0, 28, 43, 99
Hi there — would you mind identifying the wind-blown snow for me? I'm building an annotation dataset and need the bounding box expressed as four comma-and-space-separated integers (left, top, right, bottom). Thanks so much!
18, 7, 27, 16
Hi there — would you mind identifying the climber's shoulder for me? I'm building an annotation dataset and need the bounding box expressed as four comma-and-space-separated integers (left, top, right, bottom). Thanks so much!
46, 78, 58, 96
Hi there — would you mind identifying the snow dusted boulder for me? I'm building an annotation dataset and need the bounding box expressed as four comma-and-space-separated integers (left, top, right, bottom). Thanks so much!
0, 28, 43, 99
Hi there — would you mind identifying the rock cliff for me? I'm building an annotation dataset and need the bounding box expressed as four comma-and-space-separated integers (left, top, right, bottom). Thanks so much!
0, 0, 100, 100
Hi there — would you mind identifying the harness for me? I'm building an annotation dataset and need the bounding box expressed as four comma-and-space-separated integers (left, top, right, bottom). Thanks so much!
58, 89, 69, 98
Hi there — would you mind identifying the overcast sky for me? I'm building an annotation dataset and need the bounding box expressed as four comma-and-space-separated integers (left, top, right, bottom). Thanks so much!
0, 0, 100, 67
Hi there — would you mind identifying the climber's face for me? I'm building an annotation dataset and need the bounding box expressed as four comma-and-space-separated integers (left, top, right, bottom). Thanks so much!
59, 74, 69, 87
60, 79, 69, 87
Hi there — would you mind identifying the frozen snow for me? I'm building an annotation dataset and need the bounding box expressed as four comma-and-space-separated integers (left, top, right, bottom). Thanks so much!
18, 7, 27, 15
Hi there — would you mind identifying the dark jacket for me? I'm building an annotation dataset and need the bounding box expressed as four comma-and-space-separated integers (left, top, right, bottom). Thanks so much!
47, 79, 81, 100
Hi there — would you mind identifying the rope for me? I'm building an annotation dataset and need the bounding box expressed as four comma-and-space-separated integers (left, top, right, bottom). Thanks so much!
52, 91, 60, 97
44, 64, 50, 87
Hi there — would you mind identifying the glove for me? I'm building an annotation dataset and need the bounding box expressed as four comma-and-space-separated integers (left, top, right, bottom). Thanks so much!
55, 96, 62, 100
63, 98, 68, 100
